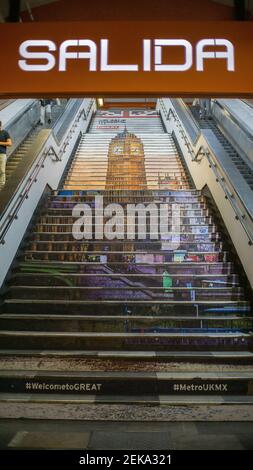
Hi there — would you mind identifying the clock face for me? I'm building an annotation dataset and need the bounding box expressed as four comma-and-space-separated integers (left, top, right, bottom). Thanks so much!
113, 146, 123, 154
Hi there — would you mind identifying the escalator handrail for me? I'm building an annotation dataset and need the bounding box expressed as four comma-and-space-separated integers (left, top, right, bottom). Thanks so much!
52, 99, 83, 142
168, 98, 253, 215
161, 98, 253, 245
0, 99, 16, 112
201, 141, 253, 241
163, 103, 196, 161
4, 99, 38, 132
0, 130, 52, 243
214, 99, 253, 143
0, 99, 94, 244
53, 98, 94, 143
169, 98, 201, 144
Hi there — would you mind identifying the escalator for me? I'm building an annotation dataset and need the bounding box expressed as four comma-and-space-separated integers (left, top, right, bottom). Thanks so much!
0, 100, 15, 111
190, 104, 253, 190
242, 99, 253, 109
0, 108, 252, 357
4, 100, 67, 184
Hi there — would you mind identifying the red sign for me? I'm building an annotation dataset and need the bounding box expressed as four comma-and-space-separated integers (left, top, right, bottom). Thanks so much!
0, 21, 253, 97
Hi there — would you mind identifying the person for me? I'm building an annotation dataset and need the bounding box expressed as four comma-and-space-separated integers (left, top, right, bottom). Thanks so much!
199, 98, 211, 118
199, 107, 204, 119
204, 98, 212, 118
39, 99, 53, 125
0, 121, 12, 190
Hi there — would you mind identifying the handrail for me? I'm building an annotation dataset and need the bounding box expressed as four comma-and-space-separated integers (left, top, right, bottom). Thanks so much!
0, 130, 51, 216
0, 99, 15, 111
169, 98, 200, 144
0, 140, 51, 245
5, 100, 38, 135
57, 105, 88, 160
159, 98, 253, 246
5, 100, 40, 158
0, 99, 87, 216
0, 99, 94, 245
203, 147, 253, 245
214, 99, 253, 143
53, 99, 83, 142
167, 107, 196, 161
242, 99, 253, 110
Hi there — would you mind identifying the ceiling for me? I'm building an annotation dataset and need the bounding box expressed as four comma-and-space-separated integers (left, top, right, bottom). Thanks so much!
23, 0, 253, 16
1, 0, 253, 20
17, 1, 253, 12
0, 1, 56, 19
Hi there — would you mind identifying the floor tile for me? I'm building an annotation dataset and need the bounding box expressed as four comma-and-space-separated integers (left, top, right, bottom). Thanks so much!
8, 431, 90, 449
89, 431, 170, 450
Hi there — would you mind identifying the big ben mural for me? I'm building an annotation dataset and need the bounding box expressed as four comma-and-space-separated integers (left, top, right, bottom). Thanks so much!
106, 127, 147, 191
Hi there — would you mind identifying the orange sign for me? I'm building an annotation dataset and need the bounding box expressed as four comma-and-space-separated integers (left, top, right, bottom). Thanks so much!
1, 21, 253, 97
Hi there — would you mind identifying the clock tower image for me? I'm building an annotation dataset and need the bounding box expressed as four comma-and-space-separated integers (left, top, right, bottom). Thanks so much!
105, 127, 147, 191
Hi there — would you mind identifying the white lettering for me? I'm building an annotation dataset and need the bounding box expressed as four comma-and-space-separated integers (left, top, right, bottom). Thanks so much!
143, 39, 151, 71
18, 38, 235, 73
100, 39, 138, 71
59, 39, 96, 71
104, 203, 125, 240
154, 39, 193, 71
196, 38, 235, 71
72, 203, 92, 240
18, 40, 56, 71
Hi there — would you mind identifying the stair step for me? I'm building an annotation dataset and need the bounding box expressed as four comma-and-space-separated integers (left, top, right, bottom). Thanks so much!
8, 284, 238, 290
1, 393, 253, 406
4, 299, 247, 304
0, 349, 253, 362
1, 108, 251, 366
0, 314, 251, 333
3, 299, 250, 319
0, 369, 253, 397
0, 330, 251, 352
1, 313, 250, 320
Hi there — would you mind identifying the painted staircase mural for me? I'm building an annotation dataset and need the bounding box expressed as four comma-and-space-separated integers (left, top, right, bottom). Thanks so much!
0, 109, 252, 358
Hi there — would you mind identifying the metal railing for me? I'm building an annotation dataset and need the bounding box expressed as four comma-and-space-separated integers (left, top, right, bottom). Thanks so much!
0, 99, 95, 245
0, 141, 51, 245
167, 107, 196, 161
203, 148, 253, 246
5, 100, 40, 157
169, 98, 200, 144
158, 98, 253, 246
214, 99, 253, 143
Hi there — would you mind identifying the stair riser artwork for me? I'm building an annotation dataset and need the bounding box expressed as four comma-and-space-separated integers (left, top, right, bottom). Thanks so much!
1, 109, 252, 358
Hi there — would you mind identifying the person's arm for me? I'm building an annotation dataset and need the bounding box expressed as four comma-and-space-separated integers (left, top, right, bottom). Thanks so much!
0, 138, 12, 147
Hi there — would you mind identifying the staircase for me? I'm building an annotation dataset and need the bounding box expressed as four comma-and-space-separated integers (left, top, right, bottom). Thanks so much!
0, 108, 252, 419
64, 109, 190, 190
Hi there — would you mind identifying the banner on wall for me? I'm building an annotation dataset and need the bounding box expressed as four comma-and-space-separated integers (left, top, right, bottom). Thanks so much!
1, 21, 253, 96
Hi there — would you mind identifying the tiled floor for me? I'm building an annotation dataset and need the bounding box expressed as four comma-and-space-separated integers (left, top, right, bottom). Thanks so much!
0, 419, 253, 450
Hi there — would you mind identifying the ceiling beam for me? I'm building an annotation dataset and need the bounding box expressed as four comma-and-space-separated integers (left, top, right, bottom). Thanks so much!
7, 0, 21, 22
234, 0, 246, 19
